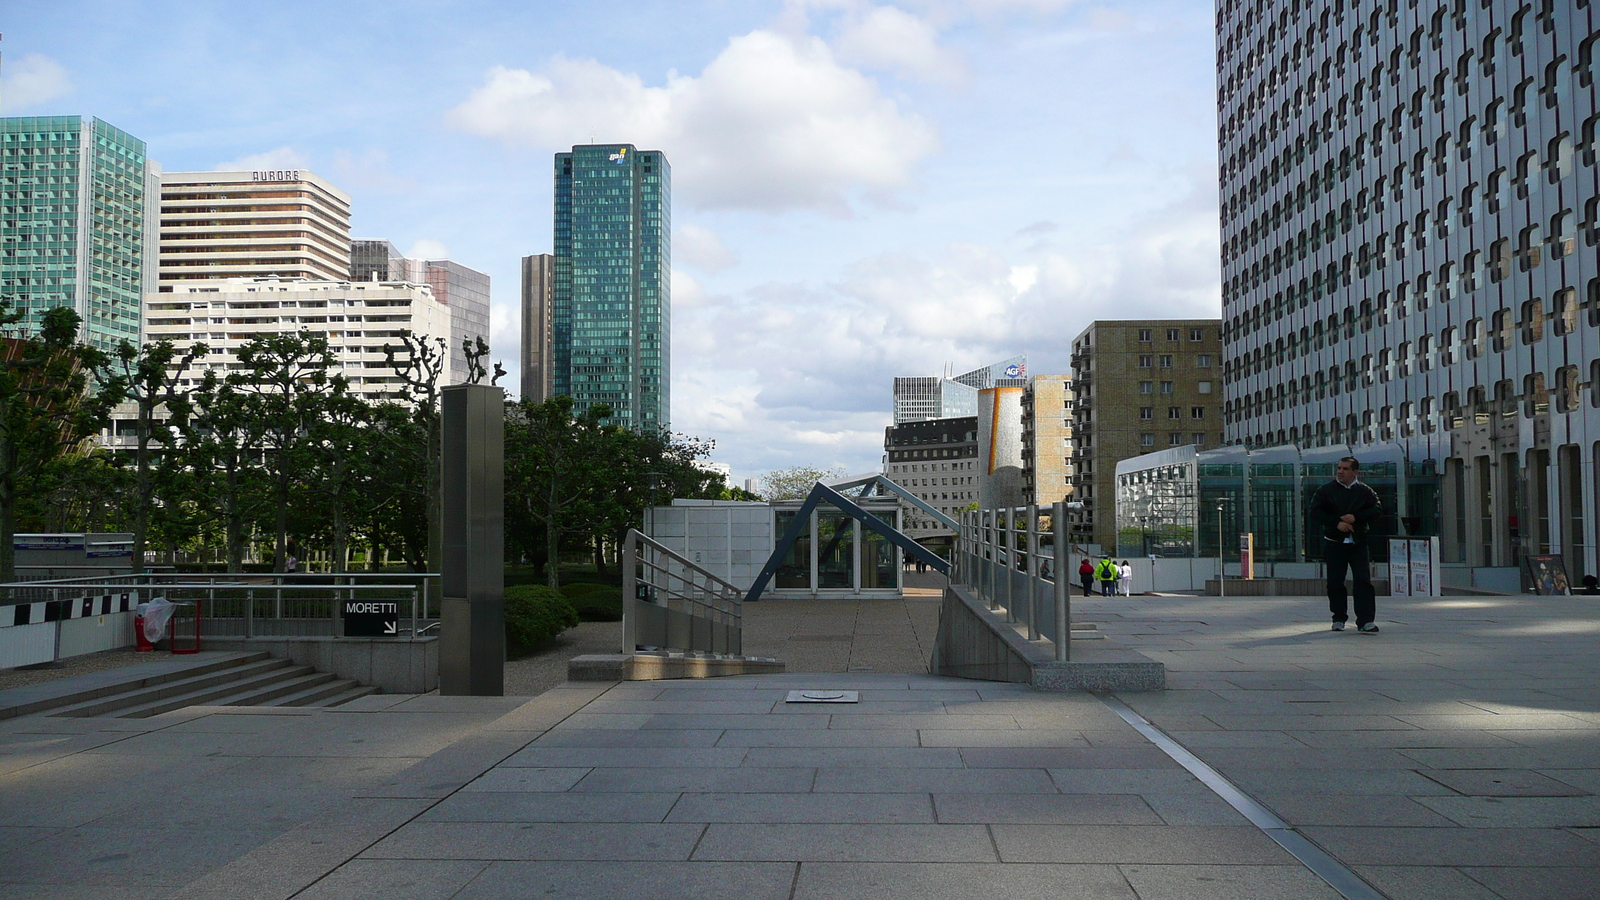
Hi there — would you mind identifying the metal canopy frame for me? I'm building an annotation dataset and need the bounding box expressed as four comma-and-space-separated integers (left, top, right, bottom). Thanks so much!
826, 473, 962, 534
745, 481, 950, 603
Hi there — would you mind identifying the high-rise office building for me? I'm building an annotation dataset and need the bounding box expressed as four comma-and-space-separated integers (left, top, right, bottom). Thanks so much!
1217, 1, 1599, 576
158, 169, 350, 289
347, 241, 491, 385
349, 239, 403, 283
1071, 321, 1224, 550
521, 253, 554, 403
0, 116, 153, 349
552, 144, 670, 431
891, 356, 1026, 424
883, 415, 979, 553
1020, 374, 1076, 508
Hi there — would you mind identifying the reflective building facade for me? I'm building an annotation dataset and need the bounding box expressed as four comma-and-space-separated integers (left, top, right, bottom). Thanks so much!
1217, 0, 1600, 578
553, 145, 670, 431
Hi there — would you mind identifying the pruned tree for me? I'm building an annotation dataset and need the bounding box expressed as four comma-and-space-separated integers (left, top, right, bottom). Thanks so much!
384, 331, 448, 572
179, 371, 267, 572
112, 339, 206, 573
505, 396, 615, 588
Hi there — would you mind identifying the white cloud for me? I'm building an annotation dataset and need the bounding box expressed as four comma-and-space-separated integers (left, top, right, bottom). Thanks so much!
406, 239, 451, 260
0, 53, 73, 112
330, 148, 415, 194
447, 29, 939, 213
834, 6, 965, 84
214, 146, 310, 172
675, 224, 738, 273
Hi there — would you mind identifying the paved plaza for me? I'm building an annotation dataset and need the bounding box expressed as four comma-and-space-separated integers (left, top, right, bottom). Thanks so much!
0, 590, 1596, 899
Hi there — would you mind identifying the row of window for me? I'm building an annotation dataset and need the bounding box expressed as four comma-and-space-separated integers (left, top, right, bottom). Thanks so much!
1136, 327, 1212, 342
1137, 381, 1217, 395
1138, 354, 1213, 368
1140, 433, 1212, 447
1139, 407, 1209, 420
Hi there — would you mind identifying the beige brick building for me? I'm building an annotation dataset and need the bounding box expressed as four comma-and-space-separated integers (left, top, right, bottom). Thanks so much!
1069, 321, 1223, 551
1020, 374, 1075, 508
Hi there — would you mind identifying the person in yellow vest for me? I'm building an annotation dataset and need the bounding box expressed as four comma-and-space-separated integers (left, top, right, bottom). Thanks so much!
1095, 556, 1118, 596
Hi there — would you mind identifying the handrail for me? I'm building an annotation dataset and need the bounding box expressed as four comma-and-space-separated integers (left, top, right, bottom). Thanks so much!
621, 528, 744, 657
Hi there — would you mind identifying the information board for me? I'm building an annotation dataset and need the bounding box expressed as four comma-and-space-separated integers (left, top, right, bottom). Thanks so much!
343, 600, 399, 637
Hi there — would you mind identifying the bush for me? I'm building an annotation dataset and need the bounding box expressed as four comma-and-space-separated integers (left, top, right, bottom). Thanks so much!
560, 582, 624, 622
503, 585, 579, 655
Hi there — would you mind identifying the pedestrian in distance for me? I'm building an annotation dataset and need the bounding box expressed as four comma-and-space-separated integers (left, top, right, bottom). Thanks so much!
1078, 558, 1095, 597
1119, 560, 1133, 596
1310, 456, 1383, 633
1096, 556, 1118, 596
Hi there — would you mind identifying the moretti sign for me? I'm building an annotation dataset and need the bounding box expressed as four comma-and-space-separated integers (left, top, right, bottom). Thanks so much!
343, 600, 399, 637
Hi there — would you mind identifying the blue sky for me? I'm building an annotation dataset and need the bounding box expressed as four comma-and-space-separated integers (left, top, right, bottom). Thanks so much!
3, 0, 1222, 486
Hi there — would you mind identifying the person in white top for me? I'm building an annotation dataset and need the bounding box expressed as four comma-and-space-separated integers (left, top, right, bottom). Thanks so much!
1118, 560, 1133, 595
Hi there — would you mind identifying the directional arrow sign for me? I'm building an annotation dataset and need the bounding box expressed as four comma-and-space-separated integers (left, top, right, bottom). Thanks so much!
343, 600, 400, 637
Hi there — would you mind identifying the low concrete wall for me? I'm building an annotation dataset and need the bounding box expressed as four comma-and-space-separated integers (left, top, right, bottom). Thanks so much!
204, 637, 437, 694
934, 584, 1164, 692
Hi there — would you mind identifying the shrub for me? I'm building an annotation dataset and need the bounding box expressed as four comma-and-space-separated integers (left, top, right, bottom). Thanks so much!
560, 582, 624, 622
503, 584, 579, 655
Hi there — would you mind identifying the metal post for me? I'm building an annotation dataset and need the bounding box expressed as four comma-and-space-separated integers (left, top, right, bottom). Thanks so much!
1027, 503, 1040, 640
621, 533, 638, 654
1217, 501, 1227, 600
411, 587, 419, 638
51, 587, 62, 664
1053, 501, 1069, 661
1000, 508, 1013, 620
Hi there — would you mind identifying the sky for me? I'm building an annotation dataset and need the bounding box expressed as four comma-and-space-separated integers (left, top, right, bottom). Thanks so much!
2, 0, 1223, 486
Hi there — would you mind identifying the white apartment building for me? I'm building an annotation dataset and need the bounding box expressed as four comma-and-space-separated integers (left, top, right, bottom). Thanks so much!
142, 277, 449, 404
158, 170, 351, 290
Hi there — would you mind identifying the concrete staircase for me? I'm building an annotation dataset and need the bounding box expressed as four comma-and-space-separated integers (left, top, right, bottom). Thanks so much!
1, 652, 378, 719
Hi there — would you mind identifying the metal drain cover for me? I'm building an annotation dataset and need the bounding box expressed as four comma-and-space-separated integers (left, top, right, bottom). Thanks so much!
785, 690, 860, 703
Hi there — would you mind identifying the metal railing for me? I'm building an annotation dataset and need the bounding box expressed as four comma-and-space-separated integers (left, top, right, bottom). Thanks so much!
952, 501, 1072, 661
621, 528, 744, 657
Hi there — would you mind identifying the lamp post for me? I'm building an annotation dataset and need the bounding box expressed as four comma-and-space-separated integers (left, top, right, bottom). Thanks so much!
1216, 499, 1229, 599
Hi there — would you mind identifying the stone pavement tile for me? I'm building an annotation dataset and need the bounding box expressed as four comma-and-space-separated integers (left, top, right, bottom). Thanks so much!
742, 747, 963, 768
291, 859, 490, 900
717, 728, 919, 747
791, 862, 1135, 900
1225, 767, 1455, 796
1202, 714, 1417, 731
451, 861, 796, 900
1419, 768, 1588, 797
420, 791, 680, 823
692, 823, 995, 862
317, 693, 416, 712
0, 825, 281, 888
374, 695, 529, 715
1076, 730, 1164, 748
548, 713, 652, 730
1455, 867, 1600, 900
359, 730, 539, 799
459, 767, 590, 793
668, 792, 933, 824
961, 747, 1178, 769
0, 825, 59, 853
1161, 730, 1310, 748
1537, 769, 1600, 793
234, 754, 422, 788
79, 728, 256, 757
1257, 793, 1457, 827
1571, 826, 1600, 845
1300, 825, 1600, 867
774, 700, 952, 715
855, 689, 983, 702
1401, 747, 1598, 770
639, 713, 829, 730
1285, 729, 1521, 748
1129, 713, 1226, 732
813, 767, 1054, 794
1199, 747, 1421, 771
0, 885, 171, 900
581, 699, 778, 716
361, 822, 706, 861
499, 746, 748, 769
1414, 796, 1600, 828
224, 714, 493, 759
0, 753, 249, 828
826, 714, 1018, 730
1395, 713, 1593, 730
1137, 790, 1256, 826
1044, 768, 1208, 794
933, 793, 1162, 825
531, 729, 722, 748
1117, 864, 1343, 900
992, 825, 1291, 864
651, 687, 793, 701
1352, 866, 1504, 900
917, 729, 1089, 748
572, 766, 815, 793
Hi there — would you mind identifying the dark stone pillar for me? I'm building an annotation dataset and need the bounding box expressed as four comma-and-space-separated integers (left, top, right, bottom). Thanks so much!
439, 384, 505, 696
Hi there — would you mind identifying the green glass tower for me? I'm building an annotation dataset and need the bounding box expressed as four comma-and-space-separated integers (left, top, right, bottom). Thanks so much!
552, 144, 670, 431
0, 116, 152, 349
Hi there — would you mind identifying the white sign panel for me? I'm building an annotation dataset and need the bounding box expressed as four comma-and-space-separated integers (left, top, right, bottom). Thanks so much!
1410, 537, 1438, 598
1389, 539, 1411, 597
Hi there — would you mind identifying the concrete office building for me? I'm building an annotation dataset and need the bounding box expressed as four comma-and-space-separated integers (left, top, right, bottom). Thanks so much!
349, 239, 403, 283
553, 145, 670, 430
346, 241, 491, 385
521, 253, 554, 403
883, 415, 978, 554
158, 169, 350, 289
141, 277, 448, 405
1020, 373, 1076, 508
0, 116, 154, 350
1070, 320, 1225, 551
1217, 0, 1600, 578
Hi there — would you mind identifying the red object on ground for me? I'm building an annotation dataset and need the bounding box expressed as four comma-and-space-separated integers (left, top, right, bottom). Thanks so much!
134, 615, 154, 652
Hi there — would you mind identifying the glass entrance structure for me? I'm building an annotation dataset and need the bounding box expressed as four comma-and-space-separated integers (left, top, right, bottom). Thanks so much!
765, 499, 904, 598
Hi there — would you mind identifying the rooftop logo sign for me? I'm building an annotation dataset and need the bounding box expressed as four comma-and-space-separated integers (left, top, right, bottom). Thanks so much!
1004, 364, 1025, 378
252, 170, 301, 182
609, 149, 628, 163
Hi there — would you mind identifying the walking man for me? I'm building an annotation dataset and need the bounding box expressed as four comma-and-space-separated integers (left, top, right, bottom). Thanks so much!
1078, 558, 1095, 597
1096, 556, 1118, 596
1310, 457, 1383, 633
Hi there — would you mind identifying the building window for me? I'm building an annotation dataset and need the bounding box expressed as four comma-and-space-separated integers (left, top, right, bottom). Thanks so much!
1159, 381, 1174, 394
1196, 354, 1212, 367
1166, 328, 1180, 341
1139, 407, 1153, 420
1159, 355, 1174, 368
1168, 433, 1183, 446
1197, 381, 1213, 394
1166, 406, 1180, 419
1139, 355, 1153, 367
1140, 433, 1155, 447
1190, 327, 1204, 341
1192, 433, 1206, 445
1139, 381, 1154, 394
1138, 329, 1152, 342
1191, 406, 1205, 419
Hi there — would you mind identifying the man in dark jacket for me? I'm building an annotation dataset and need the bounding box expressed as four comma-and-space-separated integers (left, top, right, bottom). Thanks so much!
1309, 457, 1383, 633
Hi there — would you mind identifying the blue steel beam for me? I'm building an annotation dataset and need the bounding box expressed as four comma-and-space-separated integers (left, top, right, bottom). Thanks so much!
825, 473, 962, 534
745, 482, 949, 603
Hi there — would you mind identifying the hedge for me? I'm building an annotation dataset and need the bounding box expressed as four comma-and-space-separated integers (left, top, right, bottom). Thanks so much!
560, 582, 624, 622
503, 584, 579, 655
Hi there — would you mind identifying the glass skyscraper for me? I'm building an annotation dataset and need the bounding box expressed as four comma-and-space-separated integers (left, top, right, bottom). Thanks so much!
552, 144, 670, 431
1, 116, 152, 349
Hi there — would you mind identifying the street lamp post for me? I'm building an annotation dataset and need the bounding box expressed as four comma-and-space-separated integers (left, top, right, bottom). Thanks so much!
1216, 499, 1229, 600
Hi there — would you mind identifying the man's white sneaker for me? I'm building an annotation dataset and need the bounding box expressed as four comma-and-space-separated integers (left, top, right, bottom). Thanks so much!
1331, 620, 1346, 631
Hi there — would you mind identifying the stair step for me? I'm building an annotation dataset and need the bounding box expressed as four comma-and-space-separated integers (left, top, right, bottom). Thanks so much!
313, 684, 381, 708
270, 678, 368, 708
195, 671, 340, 710
5, 652, 274, 718
49, 658, 296, 718
107, 665, 319, 719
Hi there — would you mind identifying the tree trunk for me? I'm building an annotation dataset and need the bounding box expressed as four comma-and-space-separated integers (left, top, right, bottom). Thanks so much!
274, 467, 291, 573
593, 534, 605, 579
426, 420, 442, 574
544, 481, 561, 590
0, 465, 15, 584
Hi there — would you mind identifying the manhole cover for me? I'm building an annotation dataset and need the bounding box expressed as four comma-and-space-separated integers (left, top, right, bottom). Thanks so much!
785, 690, 860, 703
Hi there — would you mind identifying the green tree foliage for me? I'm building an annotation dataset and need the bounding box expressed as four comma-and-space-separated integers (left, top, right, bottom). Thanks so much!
0, 304, 125, 580
758, 465, 846, 501
383, 331, 448, 572
112, 339, 206, 573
